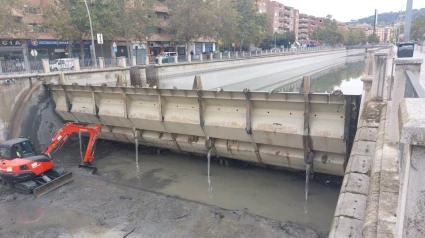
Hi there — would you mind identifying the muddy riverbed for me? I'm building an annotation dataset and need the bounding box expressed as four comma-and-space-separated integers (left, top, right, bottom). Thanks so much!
0, 140, 339, 237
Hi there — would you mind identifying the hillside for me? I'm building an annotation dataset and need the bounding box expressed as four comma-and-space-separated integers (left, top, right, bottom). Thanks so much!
348, 8, 425, 26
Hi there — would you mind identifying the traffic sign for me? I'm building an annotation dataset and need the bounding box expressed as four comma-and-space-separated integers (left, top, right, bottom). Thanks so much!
112, 42, 118, 53
97, 33, 103, 44
31, 49, 38, 57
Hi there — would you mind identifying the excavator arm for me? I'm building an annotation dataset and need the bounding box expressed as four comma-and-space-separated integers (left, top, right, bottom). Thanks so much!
42, 122, 102, 166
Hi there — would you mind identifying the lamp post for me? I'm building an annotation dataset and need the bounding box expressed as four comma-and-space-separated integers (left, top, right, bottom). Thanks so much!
403, 0, 413, 42
83, 0, 97, 67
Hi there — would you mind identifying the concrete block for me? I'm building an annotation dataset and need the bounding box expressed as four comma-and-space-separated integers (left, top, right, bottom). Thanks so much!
334, 192, 367, 220
345, 155, 372, 175
380, 154, 398, 173
356, 127, 379, 142
329, 216, 363, 238
399, 98, 425, 146
72, 58, 80, 71
378, 191, 398, 224
351, 141, 376, 157
341, 173, 370, 195
379, 170, 399, 193
42, 59, 50, 73
377, 220, 396, 238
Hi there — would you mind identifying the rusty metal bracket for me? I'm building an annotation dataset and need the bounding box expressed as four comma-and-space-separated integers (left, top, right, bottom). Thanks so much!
196, 90, 219, 157
154, 88, 183, 153
302, 93, 314, 166
244, 88, 263, 164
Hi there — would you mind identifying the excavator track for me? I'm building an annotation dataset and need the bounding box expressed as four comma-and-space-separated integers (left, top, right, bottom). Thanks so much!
0, 168, 73, 197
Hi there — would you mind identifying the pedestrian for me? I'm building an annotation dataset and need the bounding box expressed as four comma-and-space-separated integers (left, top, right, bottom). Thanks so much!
190, 50, 194, 56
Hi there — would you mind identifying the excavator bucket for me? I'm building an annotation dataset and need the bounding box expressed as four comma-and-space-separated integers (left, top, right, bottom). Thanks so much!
33, 172, 73, 197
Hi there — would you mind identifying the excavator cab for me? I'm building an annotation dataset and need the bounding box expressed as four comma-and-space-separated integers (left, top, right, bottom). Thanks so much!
0, 138, 37, 159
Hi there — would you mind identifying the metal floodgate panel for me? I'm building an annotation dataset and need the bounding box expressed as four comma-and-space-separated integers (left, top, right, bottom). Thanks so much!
46, 84, 358, 176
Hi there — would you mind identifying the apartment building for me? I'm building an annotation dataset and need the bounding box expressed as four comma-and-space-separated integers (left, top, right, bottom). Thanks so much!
259, 0, 299, 39
3, 0, 215, 65
366, 27, 392, 42
258, 0, 324, 45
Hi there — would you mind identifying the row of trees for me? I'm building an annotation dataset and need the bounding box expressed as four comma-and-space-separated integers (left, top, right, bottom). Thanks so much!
41, 0, 268, 59
312, 16, 381, 45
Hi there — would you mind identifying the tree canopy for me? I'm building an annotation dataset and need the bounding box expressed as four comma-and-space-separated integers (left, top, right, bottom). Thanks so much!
312, 18, 346, 45
411, 14, 425, 40
0, 0, 28, 37
346, 28, 367, 45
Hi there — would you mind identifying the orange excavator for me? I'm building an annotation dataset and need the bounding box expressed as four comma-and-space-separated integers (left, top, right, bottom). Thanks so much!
0, 122, 102, 196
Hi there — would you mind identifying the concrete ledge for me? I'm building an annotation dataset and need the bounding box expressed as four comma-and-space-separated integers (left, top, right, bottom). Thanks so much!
341, 173, 370, 195
334, 192, 367, 220
394, 57, 423, 65
399, 98, 425, 146
345, 155, 372, 175
329, 216, 363, 238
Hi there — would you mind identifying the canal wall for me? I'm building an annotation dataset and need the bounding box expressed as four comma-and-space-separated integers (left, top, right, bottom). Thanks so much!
330, 46, 425, 237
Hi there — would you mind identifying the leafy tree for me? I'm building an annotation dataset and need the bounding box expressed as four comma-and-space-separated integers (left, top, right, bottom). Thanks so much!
312, 18, 346, 45
165, 0, 216, 55
347, 28, 367, 45
0, 0, 27, 37
236, 0, 268, 51
215, 0, 240, 50
367, 33, 380, 43
411, 14, 425, 40
43, 0, 94, 62
102, 0, 156, 58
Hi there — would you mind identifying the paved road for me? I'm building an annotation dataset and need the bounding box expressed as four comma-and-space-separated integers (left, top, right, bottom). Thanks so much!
159, 49, 365, 91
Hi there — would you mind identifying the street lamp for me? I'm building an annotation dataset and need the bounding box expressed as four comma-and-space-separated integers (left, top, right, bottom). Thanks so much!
83, 0, 97, 67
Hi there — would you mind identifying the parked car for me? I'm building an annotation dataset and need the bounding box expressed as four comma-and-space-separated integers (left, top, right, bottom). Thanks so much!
155, 52, 178, 63
50, 58, 74, 71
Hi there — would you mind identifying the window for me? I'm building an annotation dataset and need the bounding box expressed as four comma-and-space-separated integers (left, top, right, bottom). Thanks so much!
0, 147, 11, 159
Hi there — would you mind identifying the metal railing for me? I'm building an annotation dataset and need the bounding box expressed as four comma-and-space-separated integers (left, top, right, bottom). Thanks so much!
0, 46, 346, 75
405, 70, 425, 98
0, 61, 43, 75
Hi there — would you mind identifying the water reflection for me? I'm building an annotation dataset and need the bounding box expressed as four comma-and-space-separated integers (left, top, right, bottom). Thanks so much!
276, 61, 366, 95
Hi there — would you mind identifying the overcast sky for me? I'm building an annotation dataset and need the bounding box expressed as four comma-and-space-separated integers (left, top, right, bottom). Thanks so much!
276, 0, 425, 22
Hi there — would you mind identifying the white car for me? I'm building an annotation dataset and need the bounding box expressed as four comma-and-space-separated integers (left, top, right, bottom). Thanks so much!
50, 58, 74, 71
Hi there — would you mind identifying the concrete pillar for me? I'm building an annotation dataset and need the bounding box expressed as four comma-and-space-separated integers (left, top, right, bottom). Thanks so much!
42, 59, 50, 73
370, 52, 388, 101
396, 99, 425, 238
209, 54, 213, 61
202, 43, 205, 52
212, 43, 216, 52
145, 56, 149, 65
174, 55, 178, 63
199, 54, 203, 62
219, 52, 222, 60
187, 55, 191, 63
72, 58, 80, 71
365, 49, 376, 75
390, 58, 423, 143
235, 52, 238, 58
158, 56, 163, 65
131, 56, 136, 66
98, 57, 105, 69
227, 52, 230, 59
255, 51, 258, 56
118, 57, 127, 68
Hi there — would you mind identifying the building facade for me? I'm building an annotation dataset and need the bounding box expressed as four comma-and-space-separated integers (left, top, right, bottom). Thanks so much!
258, 0, 323, 46
4, 0, 215, 67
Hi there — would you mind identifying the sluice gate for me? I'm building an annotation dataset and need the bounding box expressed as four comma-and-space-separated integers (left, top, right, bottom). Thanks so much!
46, 83, 359, 176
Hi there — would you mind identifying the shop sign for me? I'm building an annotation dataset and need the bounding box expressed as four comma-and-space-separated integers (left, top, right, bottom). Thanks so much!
27, 39, 91, 47
1, 40, 22, 46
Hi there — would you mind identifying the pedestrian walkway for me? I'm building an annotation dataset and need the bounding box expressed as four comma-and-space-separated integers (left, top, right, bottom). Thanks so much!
413, 49, 425, 89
